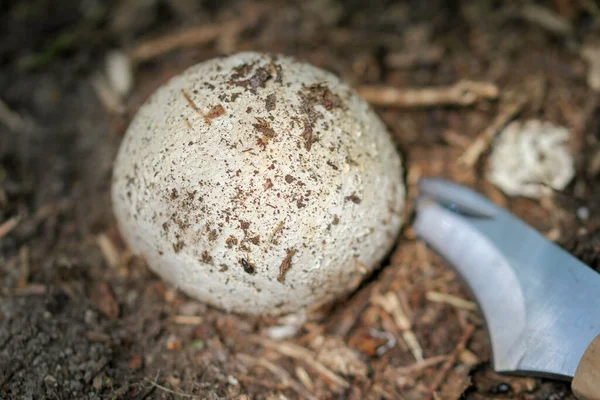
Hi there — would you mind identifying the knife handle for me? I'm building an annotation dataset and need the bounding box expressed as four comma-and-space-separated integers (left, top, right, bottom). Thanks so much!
573, 334, 600, 400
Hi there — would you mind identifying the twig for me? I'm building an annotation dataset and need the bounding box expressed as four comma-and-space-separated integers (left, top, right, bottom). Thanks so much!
426, 291, 478, 311
144, 377, 200, 398
358, 80, 499, 108
250, 337, 349, 389
10, 284, 47, 296
295, 366, 314, 392
237, 353, 317, 400
459, 93, 527, 167
520, 4, 573, 37
427, 324, 476, 398
0, 216, 20, 239
129, 21, 243, 63
171, 315, 203, 325
395, 355, 449, 375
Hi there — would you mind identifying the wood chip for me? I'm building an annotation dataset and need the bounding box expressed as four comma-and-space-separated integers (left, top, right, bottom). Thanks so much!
372, 291, 424, 361
426, 291, 478, 311
459, 93, 526, 167
251, 337, 350, 389
458, 349, 480, 366
358, 80, 498, 108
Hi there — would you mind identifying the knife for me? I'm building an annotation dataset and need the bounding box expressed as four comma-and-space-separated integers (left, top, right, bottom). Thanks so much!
413, 177, 600, 400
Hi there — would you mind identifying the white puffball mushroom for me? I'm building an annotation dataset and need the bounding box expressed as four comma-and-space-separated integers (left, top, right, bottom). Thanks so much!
112, 52, 405, 317
487, 119, 574, 198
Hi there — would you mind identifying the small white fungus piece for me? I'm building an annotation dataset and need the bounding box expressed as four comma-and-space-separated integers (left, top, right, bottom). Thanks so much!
105, 50, 133, 97
488, 119, 574, 198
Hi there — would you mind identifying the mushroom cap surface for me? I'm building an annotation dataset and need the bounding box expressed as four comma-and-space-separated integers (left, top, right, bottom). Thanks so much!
112, 52, 404, 316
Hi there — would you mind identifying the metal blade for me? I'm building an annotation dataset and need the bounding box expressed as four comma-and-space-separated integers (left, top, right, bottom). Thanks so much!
415, 183, 600, 380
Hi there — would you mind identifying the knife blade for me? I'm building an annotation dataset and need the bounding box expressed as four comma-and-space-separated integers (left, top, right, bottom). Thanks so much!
414, 178, 600, 399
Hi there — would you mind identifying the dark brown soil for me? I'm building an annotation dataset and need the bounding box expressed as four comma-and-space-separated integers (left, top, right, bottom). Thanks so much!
1, 0, 600, 399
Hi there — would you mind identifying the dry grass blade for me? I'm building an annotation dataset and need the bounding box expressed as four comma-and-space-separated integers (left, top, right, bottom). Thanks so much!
426, 291, 478, 311
250, 337, 349, 389
358, 80, 498, 108
459, 93, 527, 167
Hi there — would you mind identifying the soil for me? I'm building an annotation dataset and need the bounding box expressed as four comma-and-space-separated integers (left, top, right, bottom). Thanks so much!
1, 0, 600, 399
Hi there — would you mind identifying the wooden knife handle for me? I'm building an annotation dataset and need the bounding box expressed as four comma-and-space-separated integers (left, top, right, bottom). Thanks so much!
573, 334, 600, 400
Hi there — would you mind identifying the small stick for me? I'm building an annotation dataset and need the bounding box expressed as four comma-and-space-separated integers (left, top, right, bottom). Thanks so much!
459, 94, 527, 167
250, 337, 349, 389
427, 324, 476, 398
395, 355, 449, 375
171, 315, 203, 325
358, 80, 499, 108
426, 291, 478, 311
295, 366, 314, 392
237, 353, 317, 400
11, 284, 47, 296
0, 216, 20, 239
129, 21, 243, 63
